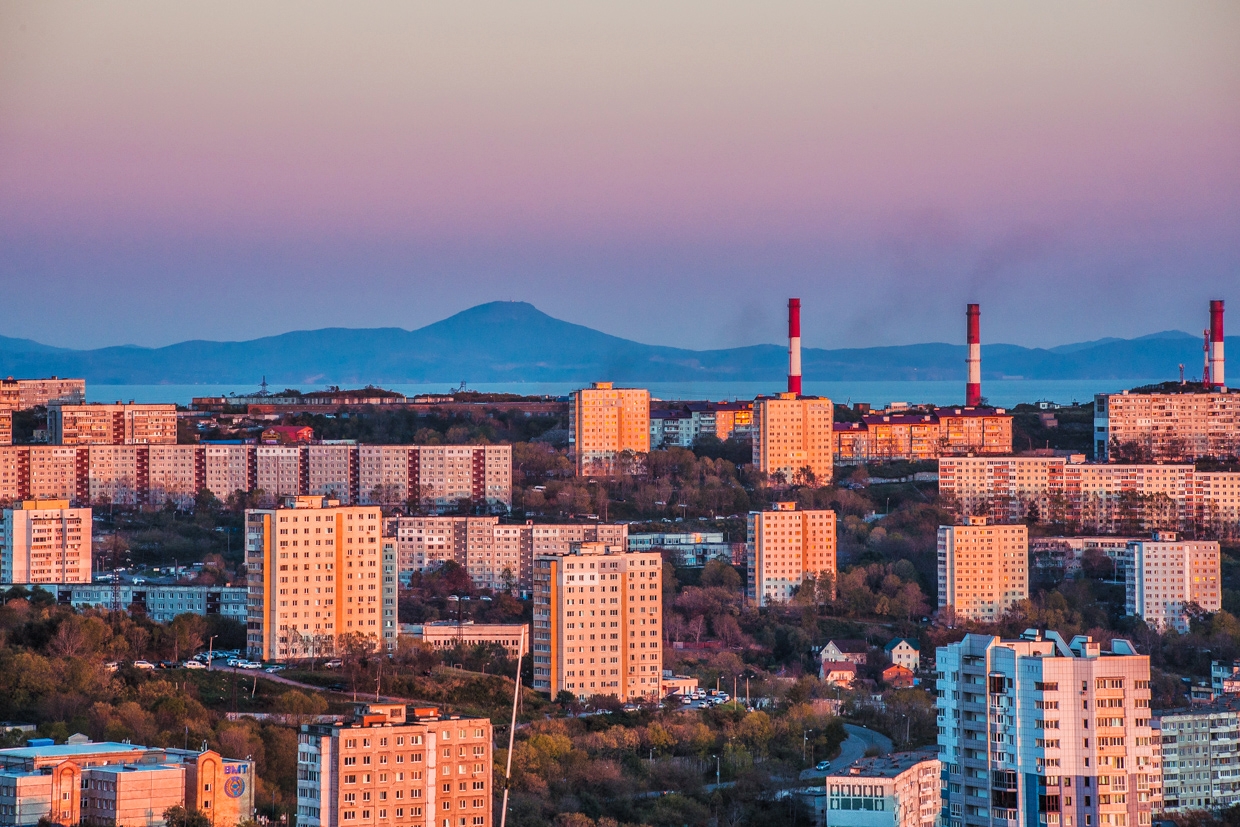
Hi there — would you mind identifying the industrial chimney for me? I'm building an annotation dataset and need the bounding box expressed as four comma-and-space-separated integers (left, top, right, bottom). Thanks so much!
966, 303, 982, 407
788, 298, 802, 395
1211, 299, 1225, 391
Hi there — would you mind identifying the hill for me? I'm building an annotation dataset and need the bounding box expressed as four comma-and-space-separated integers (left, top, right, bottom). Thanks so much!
0, 301, 1227, 384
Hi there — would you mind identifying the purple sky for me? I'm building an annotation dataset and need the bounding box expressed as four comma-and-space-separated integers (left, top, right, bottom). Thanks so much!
1, 2, 1238, 351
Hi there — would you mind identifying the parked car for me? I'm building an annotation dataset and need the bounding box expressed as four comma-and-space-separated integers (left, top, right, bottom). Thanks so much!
324, 659, 343, 669
680, 695, 694, 705
182, 660, 206, 670
226, 658, 241, 667
238, 660, 262, 670
816, 761, 831, 771
132, 660, 156, 670
157, 661, 177, 669
104, 662, 120, 672
263, 665, 286, 673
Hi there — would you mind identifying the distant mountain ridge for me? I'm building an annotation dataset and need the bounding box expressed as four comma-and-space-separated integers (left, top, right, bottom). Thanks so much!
0, 301, 1229, 385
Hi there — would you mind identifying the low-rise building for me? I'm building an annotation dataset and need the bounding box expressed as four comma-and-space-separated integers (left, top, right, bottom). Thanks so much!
1030, 535, 1142, 578
296, 704, 492, 827
884, 638, 920, 671
38, 583, 248, 624
821, 661, 858, 686
821, 749, 940, 827
1157, 697, 1240, 813
822, 640, 869, 665
660, 672, 699, 697
627, 532, 735, 567
399, 621, 528, 659
1213, 660, 1240, 696
0, 739, 253, 827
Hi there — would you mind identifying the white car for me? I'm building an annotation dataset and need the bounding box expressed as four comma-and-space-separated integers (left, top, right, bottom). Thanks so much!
238, 660, 262, 670
132, 660, 156, 670
182, 660, 207, 670
226, 658, 241, 667
104, 661, 120, 672
680, 695, 694, 705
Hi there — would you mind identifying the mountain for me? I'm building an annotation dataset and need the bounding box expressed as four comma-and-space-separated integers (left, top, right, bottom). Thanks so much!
0, 302, 1229, 385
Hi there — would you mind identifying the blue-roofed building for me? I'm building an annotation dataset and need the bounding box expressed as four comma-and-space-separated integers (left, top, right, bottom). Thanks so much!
883, 638, 920, 672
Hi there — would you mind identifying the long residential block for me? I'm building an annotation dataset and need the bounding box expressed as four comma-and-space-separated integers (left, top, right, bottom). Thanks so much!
0, 444, 512, 512
1095, 389, 1240, 462
939, 456, 1240, 536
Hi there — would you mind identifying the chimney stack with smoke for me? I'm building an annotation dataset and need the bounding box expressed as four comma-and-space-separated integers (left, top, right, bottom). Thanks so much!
788, 298, 802, 395
966, 303, 982, 407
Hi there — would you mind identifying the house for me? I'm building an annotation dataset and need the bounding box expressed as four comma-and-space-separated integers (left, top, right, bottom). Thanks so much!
821, 639, 869, 665
882, 664, 915, 688
260, 425, 314, 444
821, 660, 858, 687
884, 638, 921, 671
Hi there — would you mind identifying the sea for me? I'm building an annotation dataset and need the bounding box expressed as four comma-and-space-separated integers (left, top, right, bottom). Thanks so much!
88, 379, 1158, 409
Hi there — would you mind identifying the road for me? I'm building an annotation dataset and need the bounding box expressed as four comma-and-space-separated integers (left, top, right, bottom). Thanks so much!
797, 723, 893, 782
210, 665, 428, 705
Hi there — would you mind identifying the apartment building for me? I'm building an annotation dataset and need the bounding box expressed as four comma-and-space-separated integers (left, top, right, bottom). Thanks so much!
0, 499, 91, 585
936, 517, 1028, 623
834, 407, 1013, 465
531, 541, 663, 702
648, 401, 753, 448
48, 403, 177, 445
0, 444, 513, 513
0, 740, 253, 827
296, 704, 492, 827
570, 383, 650, 476
1122, 532, 1220, 633
1157, 697, 1240, 812
0, 411, 9, 447
39, 583, 248, 624
937, 631, 1158, 827
0, 377, 86, 411
939, 456, 1240, 536
400, 621, 528, 659
747, 502, 836, 606
627, 532, 736, 567
386, 516, 529, 591
821, 748, 940, 827
245, 496, 396, 661
1030, 536, 1142, 579
752, 393, 833, 484
1095, 390, 1240, 462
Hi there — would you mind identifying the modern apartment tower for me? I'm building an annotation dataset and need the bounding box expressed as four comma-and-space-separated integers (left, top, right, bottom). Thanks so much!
569, 383, 651, 476
531, 541, 663, 702
245, 496, 396, 661
937, 632, 1158, 827
747, 502, 837, 606
937, 517, 1028, 623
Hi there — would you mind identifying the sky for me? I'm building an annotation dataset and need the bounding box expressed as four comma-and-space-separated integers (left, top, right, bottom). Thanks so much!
1, 1, 1238, 351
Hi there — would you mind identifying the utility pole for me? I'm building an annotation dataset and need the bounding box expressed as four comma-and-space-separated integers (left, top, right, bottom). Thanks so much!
498, 626, 526, 827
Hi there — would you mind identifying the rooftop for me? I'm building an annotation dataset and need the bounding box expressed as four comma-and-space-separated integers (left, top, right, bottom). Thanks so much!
0, 742, 145, 760
827, 747, 939, 779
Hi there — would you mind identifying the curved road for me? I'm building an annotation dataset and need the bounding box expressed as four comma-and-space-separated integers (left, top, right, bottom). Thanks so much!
798, 723, 893, 782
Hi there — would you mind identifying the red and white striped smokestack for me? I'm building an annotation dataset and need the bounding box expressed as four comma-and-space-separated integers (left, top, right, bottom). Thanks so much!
1211, 299, 1225, 390
788, 298, 802, 395
966, 303, 982, 407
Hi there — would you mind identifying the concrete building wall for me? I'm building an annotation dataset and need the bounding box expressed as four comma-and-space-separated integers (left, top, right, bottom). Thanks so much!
753, 393, 832, 484
570, 383, 650, 476
747, 504, 836, 606
937, 518, 1028, 622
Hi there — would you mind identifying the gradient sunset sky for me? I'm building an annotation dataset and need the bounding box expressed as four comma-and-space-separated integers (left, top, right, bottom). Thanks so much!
1, 2, 1237, 350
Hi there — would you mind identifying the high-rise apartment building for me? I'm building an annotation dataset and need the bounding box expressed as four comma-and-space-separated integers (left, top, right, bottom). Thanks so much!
569, 383, 650, 476
1157, 697, 1240, 813
1123, 532, 1220, 633
1095, 390, 1240, 462
937, 631, 1158, 827
752, 393, 833, 485
0, 411, 10, 446
0, 499, 91, 585
937, 518, 1028, 622
296, 704, 492, 827
48, 403, 177, 445
0, 377, 86, 410
245, 496, 396, 661
746, 503, 836, 606
822, 748, 940, 827
531, 542, 662, 702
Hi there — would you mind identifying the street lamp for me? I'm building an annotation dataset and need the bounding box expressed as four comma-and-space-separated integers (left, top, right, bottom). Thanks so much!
803, 729, 814, 763
207, 635, 218, 672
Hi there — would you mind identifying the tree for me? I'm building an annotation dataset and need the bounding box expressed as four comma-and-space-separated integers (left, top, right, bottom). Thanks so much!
164, 806, 211, 827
